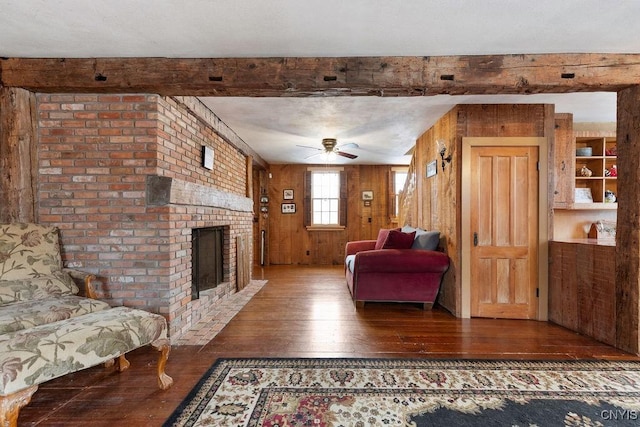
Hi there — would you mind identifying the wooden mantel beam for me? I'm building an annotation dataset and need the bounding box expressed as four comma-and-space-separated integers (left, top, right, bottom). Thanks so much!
1, 54, 639, 97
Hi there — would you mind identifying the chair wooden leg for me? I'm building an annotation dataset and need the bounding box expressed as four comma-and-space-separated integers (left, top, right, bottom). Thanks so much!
0, 386, 38, 427
115, 354, 130, 372
152, 339, 173, 390
355, 300, 365, 309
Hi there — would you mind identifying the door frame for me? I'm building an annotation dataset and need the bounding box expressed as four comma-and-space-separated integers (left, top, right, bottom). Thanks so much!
461, 137, 549, 321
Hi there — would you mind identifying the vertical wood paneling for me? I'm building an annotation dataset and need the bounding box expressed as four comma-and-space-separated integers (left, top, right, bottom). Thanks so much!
267, 164, 397, 265
252, 168, 269, 266
552, 113, 574, 209
361, 104, 550, 317
464, 105, 546, 137
548, 242, 563, 324
561, 243, 579, 331
548, 241, 617, 347
236, 234, 251, 290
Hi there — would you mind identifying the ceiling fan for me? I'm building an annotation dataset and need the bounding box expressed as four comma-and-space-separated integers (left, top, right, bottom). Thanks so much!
298, 138, 359, 160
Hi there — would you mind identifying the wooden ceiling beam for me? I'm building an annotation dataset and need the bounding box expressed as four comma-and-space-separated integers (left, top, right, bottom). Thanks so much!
1, 53, 639, 96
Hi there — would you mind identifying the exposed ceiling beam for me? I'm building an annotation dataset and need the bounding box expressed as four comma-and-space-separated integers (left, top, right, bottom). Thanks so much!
2, 54, 639, 97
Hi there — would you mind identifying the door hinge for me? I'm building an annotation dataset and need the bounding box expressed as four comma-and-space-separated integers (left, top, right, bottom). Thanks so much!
536, 161, 540, 171
536, 288, 539, 298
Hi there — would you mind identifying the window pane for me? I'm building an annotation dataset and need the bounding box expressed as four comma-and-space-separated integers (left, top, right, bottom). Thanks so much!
310, 171, 341, 225
395, 172, 408, 193
394, 171, 408, 216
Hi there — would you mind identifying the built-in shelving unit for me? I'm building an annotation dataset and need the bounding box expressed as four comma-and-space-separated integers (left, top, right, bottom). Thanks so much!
573, 136, 617, 209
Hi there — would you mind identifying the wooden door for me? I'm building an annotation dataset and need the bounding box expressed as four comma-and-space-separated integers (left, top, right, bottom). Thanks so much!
470, 146, 539, 319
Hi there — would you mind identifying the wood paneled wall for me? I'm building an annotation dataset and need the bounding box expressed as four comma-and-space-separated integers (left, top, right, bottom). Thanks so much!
401, 104, 553, 316
265, 164, 398, 265
549, 241, 617, 346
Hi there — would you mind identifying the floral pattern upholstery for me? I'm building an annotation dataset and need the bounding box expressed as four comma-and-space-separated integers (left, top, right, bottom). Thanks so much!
0, 306, 168, 396
0, 222, 172, 414
0, 223, 78, 304
0, 296, 111, 334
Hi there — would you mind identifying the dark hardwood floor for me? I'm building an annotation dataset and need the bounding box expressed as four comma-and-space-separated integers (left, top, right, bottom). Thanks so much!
20, 265, 639, 426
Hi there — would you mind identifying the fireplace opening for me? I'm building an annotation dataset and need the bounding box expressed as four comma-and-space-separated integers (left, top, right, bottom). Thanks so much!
192, 226, 225, 299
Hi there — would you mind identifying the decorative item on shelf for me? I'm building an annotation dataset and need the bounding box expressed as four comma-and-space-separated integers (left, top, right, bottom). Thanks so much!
588, 219, 616, 239
605, 145, 617, 156
576, 147, 592, 157
436, 139, 452, 171
604, 190, 617, 203
574, 188, 593, 203
607, 164, 617, 177
579, 165, 593, 177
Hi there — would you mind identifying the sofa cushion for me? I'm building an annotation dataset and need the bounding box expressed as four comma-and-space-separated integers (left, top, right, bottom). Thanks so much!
0, 271, 79, 306
0, 295, 111, 335
375, 228, 400, 250
382, 230, 416, 249
0, 223, 65, 281
0, 306, 168, 396
401, 225, 441, 251
345, 255, 356, 274
412, 230, 441, 251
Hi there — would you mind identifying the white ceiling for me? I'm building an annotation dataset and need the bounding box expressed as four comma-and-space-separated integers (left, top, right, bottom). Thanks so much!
1, 0, 637, 164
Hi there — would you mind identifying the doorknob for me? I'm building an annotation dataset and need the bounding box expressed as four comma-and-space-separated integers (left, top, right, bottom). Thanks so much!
473, 232, 478, 247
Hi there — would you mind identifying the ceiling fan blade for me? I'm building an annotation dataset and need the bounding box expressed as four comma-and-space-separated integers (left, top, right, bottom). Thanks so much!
296, 144, 322, 151
337, 142, 359, 150
305, 151, 324, 159
336, 151, 358, 159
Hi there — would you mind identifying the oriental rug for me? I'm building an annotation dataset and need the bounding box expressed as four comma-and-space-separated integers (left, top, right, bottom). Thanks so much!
164, 358, 640, 427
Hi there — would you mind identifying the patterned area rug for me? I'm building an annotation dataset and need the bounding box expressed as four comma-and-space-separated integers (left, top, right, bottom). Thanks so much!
164, 358, 640, 427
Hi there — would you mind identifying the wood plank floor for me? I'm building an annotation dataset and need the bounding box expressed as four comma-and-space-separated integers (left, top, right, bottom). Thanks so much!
20, 265, 639, 426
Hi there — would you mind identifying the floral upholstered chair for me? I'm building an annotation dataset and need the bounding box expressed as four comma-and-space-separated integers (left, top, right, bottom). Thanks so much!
0, 223, 172, 427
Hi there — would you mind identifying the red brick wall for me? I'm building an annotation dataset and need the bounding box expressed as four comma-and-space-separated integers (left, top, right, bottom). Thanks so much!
36, 94, 253, 339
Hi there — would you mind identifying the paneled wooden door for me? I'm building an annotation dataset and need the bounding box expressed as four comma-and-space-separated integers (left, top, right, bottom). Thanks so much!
470, 145, 539, 319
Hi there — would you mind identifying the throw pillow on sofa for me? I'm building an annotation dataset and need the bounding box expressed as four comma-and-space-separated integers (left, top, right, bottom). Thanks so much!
374, 228, 401, 250
401, 225, 441, 251
382, 229, 416, 249
0, 223, 79, 304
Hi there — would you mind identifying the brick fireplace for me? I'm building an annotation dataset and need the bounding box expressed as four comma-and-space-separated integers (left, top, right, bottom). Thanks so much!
36, 94, 254, 340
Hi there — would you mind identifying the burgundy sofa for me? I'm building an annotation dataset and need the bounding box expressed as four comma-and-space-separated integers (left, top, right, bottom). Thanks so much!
344, 227, 450, 309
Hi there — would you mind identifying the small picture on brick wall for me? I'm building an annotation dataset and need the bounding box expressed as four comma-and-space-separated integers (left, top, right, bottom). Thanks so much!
202, 146, 214, 170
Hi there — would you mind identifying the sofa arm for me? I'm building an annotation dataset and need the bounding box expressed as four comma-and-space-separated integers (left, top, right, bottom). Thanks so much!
345, 240, 377, 257
62, 268, 98, 299
354, 249, 450, 274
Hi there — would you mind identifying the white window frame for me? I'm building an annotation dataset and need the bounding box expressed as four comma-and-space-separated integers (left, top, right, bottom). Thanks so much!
306, 167, 345, 230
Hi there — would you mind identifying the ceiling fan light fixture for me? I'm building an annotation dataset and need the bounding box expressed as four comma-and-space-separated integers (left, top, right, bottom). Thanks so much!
322, 138, 338, 153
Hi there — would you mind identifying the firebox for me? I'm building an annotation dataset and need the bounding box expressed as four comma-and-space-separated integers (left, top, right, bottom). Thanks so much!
192, 226, 225, 299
